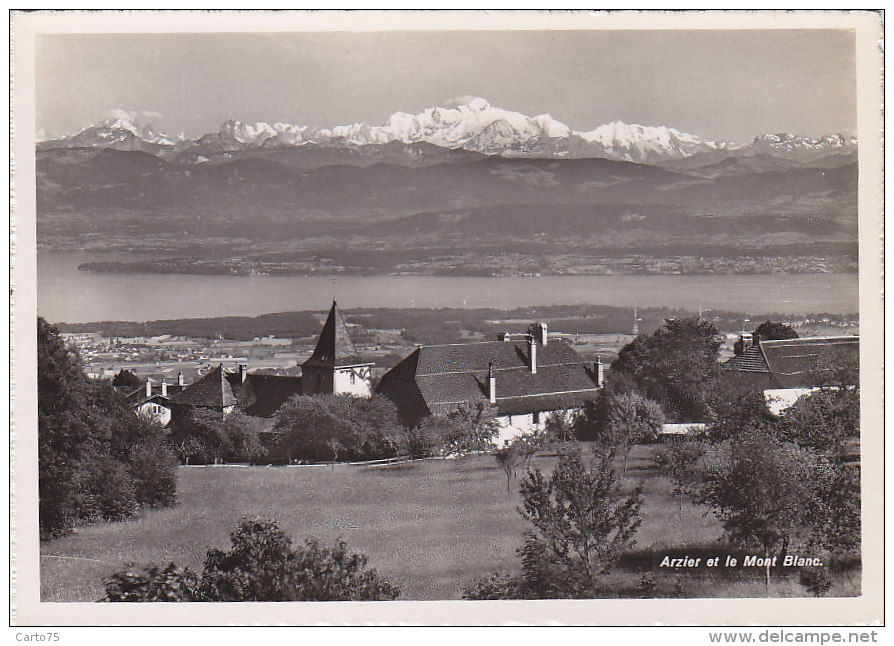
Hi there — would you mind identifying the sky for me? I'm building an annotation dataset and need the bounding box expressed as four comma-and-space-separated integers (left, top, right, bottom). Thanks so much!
35, 29, 856, 144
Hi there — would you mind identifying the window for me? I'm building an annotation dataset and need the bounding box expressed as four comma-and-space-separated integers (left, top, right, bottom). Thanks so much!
533, 411, 540, 425
350, 372, 356, 385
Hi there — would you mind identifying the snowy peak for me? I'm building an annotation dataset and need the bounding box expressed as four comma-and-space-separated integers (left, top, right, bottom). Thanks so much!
576, 120, 724, 163
750, 132, 857, 152
39, 98, 856, 165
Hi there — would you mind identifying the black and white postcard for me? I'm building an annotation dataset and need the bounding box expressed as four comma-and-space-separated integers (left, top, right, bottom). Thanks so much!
9, 9, 884, 627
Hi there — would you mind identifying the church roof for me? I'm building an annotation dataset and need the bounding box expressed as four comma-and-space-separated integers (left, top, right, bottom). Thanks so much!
376, 339, 600, 426
302, 301, 366, 369
171, 364, 238, 410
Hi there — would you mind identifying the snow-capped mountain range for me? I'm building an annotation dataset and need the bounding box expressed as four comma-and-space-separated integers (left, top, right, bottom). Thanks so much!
39, 97, 857, 165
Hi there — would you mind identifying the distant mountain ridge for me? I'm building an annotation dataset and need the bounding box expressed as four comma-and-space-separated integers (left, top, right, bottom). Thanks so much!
38, 97, 857, 166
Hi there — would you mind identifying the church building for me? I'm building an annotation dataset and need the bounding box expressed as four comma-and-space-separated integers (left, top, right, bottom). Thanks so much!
169, 300, 372, 422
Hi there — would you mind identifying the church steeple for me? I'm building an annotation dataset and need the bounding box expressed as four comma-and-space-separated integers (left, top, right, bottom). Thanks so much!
301, 301, 372, 397
303, 300, 362, 369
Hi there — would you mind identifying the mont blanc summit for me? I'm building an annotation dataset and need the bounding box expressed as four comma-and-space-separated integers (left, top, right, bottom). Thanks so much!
39, 97, 856, 166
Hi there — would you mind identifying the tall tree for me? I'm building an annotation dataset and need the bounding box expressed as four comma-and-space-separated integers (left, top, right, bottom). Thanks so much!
38, 318, 177, 537
609, 317, 722, 421
111, 369, 143, 389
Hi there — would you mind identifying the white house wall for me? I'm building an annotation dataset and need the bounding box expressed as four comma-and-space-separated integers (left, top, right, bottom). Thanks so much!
495, 408, 577, 446
136, 402, 172, 426
333, 366, 372, 398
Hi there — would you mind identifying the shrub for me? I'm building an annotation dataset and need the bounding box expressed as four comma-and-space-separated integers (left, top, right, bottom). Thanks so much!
128, 435, 178, 508
102, 518, 399, 602
76, 458, 139, 524
102, 564, 198, 602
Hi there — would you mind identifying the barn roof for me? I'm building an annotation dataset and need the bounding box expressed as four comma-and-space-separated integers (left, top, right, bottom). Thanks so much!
722, 336, 858, 388
376, 339, 600, 425
302, 300, 367, 369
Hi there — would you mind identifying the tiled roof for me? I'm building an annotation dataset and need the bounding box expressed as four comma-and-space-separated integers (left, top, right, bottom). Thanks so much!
723, 336, 858, 389
240, 374, 303, 417
722, 344, 770, 373
302, 300, 366, 369
171, 364, 238, 409
377, 339, 600, 425
760, 336, 858, 388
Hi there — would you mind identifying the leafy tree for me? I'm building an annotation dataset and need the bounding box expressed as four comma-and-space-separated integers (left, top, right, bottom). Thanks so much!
777, 388, 859, 452
754, 320, 800, 342
112, 369, 143, 389
609, 317, 722, 421
413, 401, 501, 456
513, 450, 643, 598
445, 401, 501, 452
705, 373, 777, 442
169, 409, 234, 465
408, 415, 454, 457
513, 427, 547, 470
198, 518, 399, 601
38, 318, 177, 537
272, 394, 403, 463
543, 409, 575, 442
734, 320, 799, 355
656, 440, 706, 516
807, 456, 860, 555
695, 428, 816, 592
575, 391, 663, 475
601, 393, 664, 476
102, 518, 399, 602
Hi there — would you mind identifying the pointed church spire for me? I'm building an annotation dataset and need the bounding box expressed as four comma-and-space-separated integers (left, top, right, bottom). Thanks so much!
303, 300, 362, 368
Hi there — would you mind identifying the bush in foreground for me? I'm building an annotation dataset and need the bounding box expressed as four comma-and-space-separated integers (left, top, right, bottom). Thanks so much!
101, 518, 399, 602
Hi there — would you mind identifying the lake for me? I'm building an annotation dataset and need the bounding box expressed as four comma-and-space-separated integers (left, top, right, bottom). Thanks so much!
35, 252, 859, 324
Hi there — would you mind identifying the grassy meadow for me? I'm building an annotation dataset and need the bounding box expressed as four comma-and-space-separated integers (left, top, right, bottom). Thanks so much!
40, 445, 859, 601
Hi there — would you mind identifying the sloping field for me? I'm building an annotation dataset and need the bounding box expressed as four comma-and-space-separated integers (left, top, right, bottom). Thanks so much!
39, 448, 857, 601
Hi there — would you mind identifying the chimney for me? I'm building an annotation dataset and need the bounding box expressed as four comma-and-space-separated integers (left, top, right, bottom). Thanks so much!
538, 322, 548, 347
528, 335, 537, 374
488, 363, 496, 404
177, 371, 185, 387
594, 355, 605, 388
161, 381, 168, 397
239, 363, 248, 384
145, 379, 152, 398
739, 332, 754, 354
